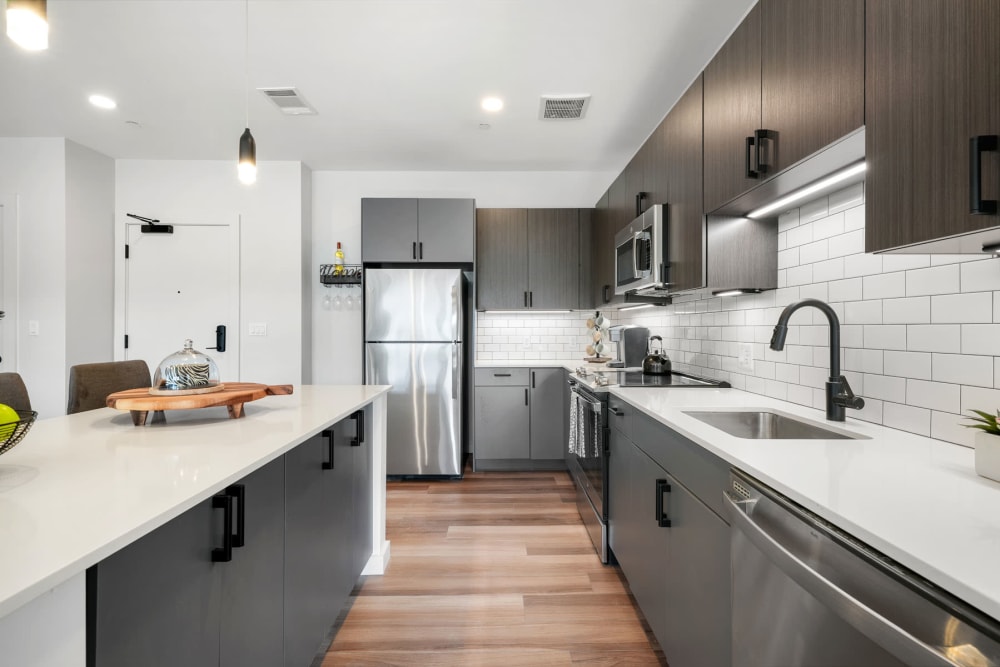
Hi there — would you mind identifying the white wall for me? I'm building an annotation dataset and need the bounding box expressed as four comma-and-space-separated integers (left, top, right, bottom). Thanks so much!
116, 160, 307, 385
310, 170, 614, 384
0, 138, 67, 417
65, 141, 115, 374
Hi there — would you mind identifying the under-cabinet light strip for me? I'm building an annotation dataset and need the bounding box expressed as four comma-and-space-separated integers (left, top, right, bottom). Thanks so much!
619, 304, 654, 312
747, 161, 867, 219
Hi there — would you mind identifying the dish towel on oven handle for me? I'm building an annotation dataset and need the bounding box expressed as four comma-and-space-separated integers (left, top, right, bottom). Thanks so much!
568, 391, 583, 456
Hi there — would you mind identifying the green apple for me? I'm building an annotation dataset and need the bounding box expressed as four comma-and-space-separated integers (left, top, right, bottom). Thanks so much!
0, 403, 20, 440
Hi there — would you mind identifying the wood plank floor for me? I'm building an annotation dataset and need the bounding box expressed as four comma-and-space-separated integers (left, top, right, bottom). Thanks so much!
321, 467, 666, 666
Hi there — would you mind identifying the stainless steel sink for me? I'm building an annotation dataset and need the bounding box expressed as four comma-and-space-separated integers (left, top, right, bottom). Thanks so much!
683, 410, 868, 440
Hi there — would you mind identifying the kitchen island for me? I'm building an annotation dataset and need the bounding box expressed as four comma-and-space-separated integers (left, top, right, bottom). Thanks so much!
0, 384, 390, 667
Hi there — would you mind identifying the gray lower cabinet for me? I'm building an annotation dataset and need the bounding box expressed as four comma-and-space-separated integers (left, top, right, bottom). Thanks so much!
88, 409, 374, 667
361, 197, 474, 263
88, 456, 285, 667
608, 409, 731, 667
474, 367, 567, 469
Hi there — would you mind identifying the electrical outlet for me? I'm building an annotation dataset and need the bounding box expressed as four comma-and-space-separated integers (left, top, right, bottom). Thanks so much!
249, 322, 267, 336
737, 343, 754, 372
28, 320, 39, 336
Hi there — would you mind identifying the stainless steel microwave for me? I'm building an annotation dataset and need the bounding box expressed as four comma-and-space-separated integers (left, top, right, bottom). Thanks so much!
614, 204, 669, 296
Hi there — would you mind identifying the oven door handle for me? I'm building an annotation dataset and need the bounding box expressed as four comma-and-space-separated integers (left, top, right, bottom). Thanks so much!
723, 493, 957, 667
572, 388, 603, 412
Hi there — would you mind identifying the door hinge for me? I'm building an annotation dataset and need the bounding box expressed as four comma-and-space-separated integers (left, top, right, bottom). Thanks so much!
124, 334, 129, 349
124, 244, 129, 259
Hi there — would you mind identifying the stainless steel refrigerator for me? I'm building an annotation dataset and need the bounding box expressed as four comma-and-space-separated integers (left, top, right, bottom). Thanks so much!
364, 268, 464, 476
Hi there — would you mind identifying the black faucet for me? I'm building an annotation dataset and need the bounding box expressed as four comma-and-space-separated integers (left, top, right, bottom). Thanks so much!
769, 298, 865, 422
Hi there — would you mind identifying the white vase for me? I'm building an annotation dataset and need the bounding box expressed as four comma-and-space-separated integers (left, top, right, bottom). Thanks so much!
974, 431, 1000, 482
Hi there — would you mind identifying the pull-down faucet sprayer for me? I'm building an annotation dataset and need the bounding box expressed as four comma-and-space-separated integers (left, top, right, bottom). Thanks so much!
769, 298, 865, 422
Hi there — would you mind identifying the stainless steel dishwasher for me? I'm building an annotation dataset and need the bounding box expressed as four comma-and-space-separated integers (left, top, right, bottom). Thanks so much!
725, 470, 1000, 667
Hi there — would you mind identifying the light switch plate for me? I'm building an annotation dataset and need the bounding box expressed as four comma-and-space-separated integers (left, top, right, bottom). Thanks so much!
737, 343, 754, 372
249, 323, 267, 336
28, 320, 39, 336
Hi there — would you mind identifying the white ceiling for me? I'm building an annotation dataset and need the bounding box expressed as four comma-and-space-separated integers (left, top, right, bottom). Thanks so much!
0, 0, 755, 172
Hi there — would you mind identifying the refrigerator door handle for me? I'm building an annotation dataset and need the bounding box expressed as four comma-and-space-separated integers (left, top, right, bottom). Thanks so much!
451, 344, 459, 400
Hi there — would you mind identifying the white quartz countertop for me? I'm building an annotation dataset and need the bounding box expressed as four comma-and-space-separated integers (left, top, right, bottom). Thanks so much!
612, 385, 1000, 621
0, 384, 390, 620
475, 360, 584, 369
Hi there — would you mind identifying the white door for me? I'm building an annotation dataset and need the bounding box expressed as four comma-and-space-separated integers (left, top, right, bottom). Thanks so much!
0, 195, 17, 372
124, 221, 240, 382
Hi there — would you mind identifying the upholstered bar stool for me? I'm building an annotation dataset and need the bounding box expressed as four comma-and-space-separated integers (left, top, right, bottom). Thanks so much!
0, 372, 32, 411
67, 360, 152, 414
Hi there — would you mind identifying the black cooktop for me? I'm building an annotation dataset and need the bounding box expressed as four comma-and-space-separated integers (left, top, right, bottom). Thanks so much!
614, 371, 731, 388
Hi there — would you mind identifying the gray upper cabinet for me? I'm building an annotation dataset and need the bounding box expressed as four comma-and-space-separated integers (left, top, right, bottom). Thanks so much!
362, 197, 474, 263
476, 208, 585, 310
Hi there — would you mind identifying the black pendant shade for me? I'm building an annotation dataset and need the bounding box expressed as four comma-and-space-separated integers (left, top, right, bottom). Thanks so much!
238, 127, 256, 184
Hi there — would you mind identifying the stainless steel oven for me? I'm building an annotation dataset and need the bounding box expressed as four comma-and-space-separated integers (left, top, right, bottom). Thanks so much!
566, 379, 609, 563
614, 204, 669, 296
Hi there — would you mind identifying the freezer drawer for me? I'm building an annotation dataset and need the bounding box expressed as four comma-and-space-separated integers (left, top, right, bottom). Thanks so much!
366, 342, 462, 477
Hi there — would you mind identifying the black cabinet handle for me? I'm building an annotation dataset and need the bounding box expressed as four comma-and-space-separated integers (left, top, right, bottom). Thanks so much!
528, 291, 533, 307
755, 129, 775, 176
602, 284, 610, 303
412, 242, 417, 260
226, 484, 246, 548
350, 409, 364, 447
635, 191, 647, 217
531, 371, 536, 389
523, 291, 528, 307
970, 135, 998, 215
745, 135, 758, 179
609, 406, 623, 416
493, 372, 512, 377
212, 493, 234, 562
321, 429, 334, 470
655, 479, 672, 528
207, 324, 226, 352
524, 388, 529, 406
419, 242, 423, 259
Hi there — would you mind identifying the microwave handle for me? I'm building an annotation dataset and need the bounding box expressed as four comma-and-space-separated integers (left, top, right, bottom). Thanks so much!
632, 231, 642, 279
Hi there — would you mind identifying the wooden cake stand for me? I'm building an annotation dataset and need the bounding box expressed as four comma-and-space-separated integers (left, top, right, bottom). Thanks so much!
106, 383, 294, 425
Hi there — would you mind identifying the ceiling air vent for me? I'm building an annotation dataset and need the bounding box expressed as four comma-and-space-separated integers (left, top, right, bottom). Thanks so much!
539, 95, 591, 120
258, 87, 317, 115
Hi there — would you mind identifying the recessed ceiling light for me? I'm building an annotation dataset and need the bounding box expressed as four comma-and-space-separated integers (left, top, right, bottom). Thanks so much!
88, 94, 117, 110
481, 97, 503, 112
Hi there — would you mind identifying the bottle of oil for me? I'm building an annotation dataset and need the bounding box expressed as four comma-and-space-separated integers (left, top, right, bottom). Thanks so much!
333, 242, 345, 276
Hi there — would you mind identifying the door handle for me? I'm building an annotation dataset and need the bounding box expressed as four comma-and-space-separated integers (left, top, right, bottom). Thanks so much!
419, 242, 423, 259
755, 129, 775, 176
745, 135, 758, 178
529, 291, 533, 307
655, 479, 672, 527
602, 285, 610, 303
970, 135, 998, 215
350, 410, 365, 447
524, 388, 529, 406
211, 493, 234, 562
207, 324, 226, 352
226, 484, 245, 548
412, 241, 417, 260
451, 345, 459, 400
523, 291, 528, 307
321, 428, 335, 469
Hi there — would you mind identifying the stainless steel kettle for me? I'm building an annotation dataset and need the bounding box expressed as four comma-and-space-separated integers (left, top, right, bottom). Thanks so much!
642, 335, 672, 375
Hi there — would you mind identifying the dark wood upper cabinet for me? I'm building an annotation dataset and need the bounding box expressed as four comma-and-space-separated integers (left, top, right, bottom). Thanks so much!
703, 4, 762, 213
527, 209, 581, 310
475, 208, 528, 310
662, 75, 706, 293
866, 0, 1000, 253
761, 0, 865, 175
703, 0, 863, 213
589, 189, 617, 308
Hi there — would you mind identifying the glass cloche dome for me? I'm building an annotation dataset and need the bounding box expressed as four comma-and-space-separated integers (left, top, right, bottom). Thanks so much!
153, 339, 221, 392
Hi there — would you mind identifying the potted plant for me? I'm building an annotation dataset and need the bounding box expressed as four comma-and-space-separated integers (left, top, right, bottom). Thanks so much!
963, 409, 1000, 482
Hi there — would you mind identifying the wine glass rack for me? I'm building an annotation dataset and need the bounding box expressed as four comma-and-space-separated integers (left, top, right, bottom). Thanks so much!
319, 264, 362, 287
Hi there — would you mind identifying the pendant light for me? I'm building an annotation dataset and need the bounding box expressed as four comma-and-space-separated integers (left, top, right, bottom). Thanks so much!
6, 0, 48, 51
237, 0, 256, 185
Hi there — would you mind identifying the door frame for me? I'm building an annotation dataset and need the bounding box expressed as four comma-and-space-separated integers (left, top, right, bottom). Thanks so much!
114, 214, 242, 379
0, 195, 20, 372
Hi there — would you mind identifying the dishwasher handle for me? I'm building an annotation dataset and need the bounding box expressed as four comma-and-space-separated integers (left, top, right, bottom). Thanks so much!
723, 493, 959, 667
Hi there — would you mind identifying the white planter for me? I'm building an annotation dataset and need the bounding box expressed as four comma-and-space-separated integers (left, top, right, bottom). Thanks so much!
974, 431, 1000, 482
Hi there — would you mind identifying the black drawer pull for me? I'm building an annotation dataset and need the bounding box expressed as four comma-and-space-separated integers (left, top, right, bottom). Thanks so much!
970, 135, 998, 215
493, 373, 512, 377
212, 493, 233, 562
321, 429, 334, 470
351, 410, 365, 447
655, 479, 672, 528
609, 406, 624, 416
226, 484, 245, 548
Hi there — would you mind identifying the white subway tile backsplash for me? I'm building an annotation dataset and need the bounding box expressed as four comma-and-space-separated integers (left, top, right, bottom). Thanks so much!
862, 272, 905, 300
960, 258, 1000, 292
881, 254, 930, 272
787, 224, 813, 248
844, 348, 883, 374
844, 300, 883, 325
853, 397, 883, 424
931, 411, 974, 448
907, 379, 960, 413
828, 230, 865, 258
882, 297, 930, 324
962, 324, 1000, 355
931, 293, 993, 323
843, 205, 865, 232
778, 209, 800, 232
863, 325, 907, 350
883, 402, 931, 437
813, 212, 846, 240
883, 351, 932, 380
907, 325, 960, 353
906, 264, 961, 296
778, 248, 800, 269
787, 264, 814, 286
997, 357, 1000, 389
844, 252, 883, 277
961, 385, 1000, 415
799, 239, 829, 265
931, 353, 995, 388
829, 277, 863, 302
798, 197, 830, 224
863, 374, 906, 402
813, 258, 845, 282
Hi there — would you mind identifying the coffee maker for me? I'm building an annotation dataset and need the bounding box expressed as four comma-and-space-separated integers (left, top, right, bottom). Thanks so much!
607, 325, 650, 369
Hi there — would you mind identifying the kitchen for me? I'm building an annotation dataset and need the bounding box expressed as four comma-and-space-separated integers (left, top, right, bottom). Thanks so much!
2, 0, 1000, 666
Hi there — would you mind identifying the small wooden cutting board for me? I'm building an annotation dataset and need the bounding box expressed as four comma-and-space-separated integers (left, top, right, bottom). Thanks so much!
106, 383, 294, 426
